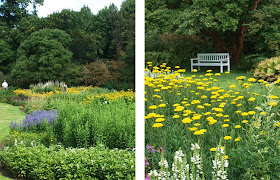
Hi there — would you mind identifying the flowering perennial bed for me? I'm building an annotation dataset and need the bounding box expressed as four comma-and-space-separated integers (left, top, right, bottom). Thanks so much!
145, 62, 280, 179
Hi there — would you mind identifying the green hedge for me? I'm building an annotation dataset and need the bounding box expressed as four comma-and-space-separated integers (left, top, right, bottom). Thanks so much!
0, 144, 135, 179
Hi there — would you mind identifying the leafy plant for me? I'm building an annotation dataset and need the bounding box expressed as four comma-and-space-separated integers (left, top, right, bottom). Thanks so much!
254, 56, 280, 82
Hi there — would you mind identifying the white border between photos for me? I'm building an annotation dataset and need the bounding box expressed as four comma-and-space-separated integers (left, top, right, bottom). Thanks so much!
135, 0, 145, 179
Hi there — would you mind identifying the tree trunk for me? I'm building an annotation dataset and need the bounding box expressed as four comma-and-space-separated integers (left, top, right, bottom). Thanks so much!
211, 30, 230, 53
231, 0, 260, 65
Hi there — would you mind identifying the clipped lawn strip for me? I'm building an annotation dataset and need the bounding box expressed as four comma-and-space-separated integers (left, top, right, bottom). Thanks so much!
0, 103, 26, 142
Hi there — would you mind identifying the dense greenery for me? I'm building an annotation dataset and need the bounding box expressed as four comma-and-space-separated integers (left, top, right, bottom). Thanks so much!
0, 0, 135, 90
0, 144, 135, 179
145, 0, 280, 68
1, 85, 135, 179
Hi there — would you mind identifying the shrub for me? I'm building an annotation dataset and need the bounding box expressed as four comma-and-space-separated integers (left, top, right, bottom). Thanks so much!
0, 144, 135, 179
254, 56, 280, 82
11, 29, 72, 88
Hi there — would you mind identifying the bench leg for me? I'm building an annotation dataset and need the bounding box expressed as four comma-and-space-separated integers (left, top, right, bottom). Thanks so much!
198, 66, 200, 71
191, 64, 193, 72
227, 64, 230, 72
220, 65, 223, 73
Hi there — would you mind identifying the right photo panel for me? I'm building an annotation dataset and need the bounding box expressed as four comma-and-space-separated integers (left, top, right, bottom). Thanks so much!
145, 0, 280, 179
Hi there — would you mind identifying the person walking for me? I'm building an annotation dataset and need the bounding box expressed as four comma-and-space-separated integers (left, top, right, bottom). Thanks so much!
62, 82, 68, 91
2, 80, 8, 90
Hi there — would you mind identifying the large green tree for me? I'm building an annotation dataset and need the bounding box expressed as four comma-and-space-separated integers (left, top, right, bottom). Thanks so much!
146, 0, 280, 65
11, 29, 72, 87
0, 0, 43, 27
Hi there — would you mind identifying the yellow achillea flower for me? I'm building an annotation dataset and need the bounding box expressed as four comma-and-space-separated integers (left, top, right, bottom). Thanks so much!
224, 136, 232, 140
210, 147, 216, 151
248, 97, 256, 101
225, 71, 230, 74
194, 123, 201, 127
248, 111, 256, 115
152, 123, 163, 128
192, 115, 201, 120
197, 105, 204, 109
158, 104, 166, 107
173, 104, 180, 107
155, 118, 165, 122
224, 119, 230, 122
154, 89, 160, 92
234, 137, 241, 142
224, 155, 229, 159
269, 101, 278, 106
173, 114, 180, 118
242, 120, 248, 123
260, 112, 266, 115
270, 95, 279, 99
222, 124, 229, 127
194, 130, 205, 135
241, 112, 248, 116
248, 78, 256, 82
182, 118, 192, 124
201, 95, 207, 99
193, 69, 198, 72
229, 84, 236, 88
235, 125, 241, 128
149, 105, 157, 110
189, 127, 198, 131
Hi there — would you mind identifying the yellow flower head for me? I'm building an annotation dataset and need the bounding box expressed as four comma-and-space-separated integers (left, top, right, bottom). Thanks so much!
152, 123, 163, 128
224, 136, 232, 140
149, 105, 157, 110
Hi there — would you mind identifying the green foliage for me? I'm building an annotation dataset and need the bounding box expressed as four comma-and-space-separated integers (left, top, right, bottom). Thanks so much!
54, 100, 135, 149
0, 144, 135, 179
11, 29, 72, 87
0, 40, 15, 74
145, 31, 217, 68
254, 56, 280, 82
0, 0, 44, 27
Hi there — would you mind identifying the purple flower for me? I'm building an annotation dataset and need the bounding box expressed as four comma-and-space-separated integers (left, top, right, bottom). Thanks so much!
145, 174, 150, 180
146, 144, 155, 153
158, 146, 164, 153
10, 110, 58, 131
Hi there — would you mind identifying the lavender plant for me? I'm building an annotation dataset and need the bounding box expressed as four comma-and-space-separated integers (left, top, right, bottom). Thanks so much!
10, 110, 58, 132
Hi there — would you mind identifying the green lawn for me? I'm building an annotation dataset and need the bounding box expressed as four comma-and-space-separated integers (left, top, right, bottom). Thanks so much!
0, 103, 26, 180
183, 69, 279, 95
0, 103, 26, 142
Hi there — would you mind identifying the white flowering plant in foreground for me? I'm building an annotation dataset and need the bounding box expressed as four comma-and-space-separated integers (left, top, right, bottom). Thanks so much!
148, 143, 225, 180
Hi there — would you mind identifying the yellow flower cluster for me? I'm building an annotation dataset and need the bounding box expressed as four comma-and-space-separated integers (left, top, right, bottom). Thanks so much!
145, 62, 280, 142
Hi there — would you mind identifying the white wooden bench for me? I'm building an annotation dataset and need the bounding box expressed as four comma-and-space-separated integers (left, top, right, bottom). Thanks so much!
190, 53, 230, 73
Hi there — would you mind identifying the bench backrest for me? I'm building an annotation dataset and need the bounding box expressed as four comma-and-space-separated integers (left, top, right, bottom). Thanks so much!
197, 53, 229, 61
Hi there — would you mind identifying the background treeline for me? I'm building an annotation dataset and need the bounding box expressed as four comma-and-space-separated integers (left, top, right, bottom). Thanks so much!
0, 0, 135, 90
145, 0, 280, 71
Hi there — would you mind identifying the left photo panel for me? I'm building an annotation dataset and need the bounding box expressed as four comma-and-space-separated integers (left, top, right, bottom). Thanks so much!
0, 0, 136, 179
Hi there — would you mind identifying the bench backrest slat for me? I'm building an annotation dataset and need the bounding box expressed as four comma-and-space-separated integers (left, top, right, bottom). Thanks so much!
197, 53, 229, 62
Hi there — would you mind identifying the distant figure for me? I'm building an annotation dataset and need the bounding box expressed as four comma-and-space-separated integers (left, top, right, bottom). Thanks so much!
62, 82, 68, 91
2, 80, 8, 90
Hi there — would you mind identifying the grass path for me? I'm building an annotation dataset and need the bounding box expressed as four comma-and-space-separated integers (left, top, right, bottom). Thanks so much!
0, 103, 26, 142
0, 103, 26, 180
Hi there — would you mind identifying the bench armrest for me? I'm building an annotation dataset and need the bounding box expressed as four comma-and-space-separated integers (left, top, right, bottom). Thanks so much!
190, 58, 198, 63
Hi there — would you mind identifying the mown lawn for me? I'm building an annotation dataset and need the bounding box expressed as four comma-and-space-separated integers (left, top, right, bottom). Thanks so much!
0, 103, 26, 142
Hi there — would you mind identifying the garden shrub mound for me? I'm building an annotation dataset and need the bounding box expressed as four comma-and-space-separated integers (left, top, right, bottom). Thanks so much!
0, 144, 135, 179
254, 56, 280, 82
